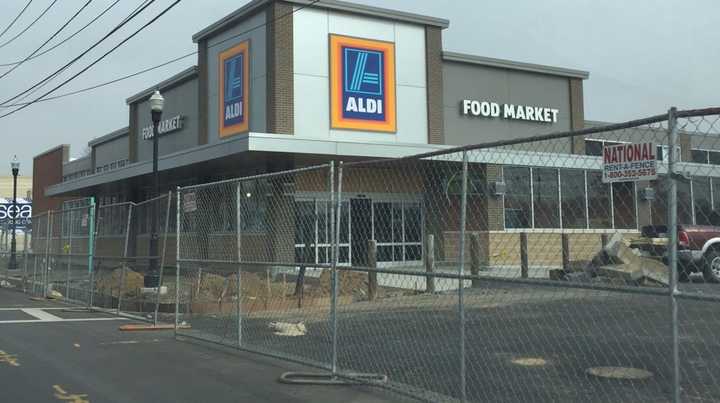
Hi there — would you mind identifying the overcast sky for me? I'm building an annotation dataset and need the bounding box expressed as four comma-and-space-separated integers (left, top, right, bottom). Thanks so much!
0, 0, 717, 175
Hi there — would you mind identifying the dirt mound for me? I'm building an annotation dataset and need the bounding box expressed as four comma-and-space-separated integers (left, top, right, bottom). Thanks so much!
95, 267, 144, 297
316, 269, 367, 297
194, 271, 290, 302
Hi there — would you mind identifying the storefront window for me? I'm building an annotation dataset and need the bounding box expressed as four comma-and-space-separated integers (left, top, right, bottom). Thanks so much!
693, 177, 712, 225
652, 177, 693, 225
587, 171, 612, 228
710, 152, 720, 165
585, 140, 603, 156
294, 200, 350, 265
560, 169, 587, 229
692, 149, 709, 164
612, 182, 636, 229
532, 168, 559, 228
504, 166, 531, 229
373, 201, 422, 263
678, 180, 693, 224
238, 179, 269, 233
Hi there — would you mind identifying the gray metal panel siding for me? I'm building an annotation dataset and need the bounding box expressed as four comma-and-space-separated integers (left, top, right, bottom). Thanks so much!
94, 135, 129, 167
442, 61, 572, 147
134, 78, 200, 162
63, 157, 91, 175
206, 11, 267, 144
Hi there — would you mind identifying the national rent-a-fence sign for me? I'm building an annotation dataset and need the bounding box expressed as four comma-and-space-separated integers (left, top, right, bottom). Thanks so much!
602, 142, 658, 183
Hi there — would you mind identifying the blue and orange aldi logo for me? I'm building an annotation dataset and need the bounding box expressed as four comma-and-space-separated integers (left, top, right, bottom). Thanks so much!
219, 40, 249, 138
330, 35, 396, 133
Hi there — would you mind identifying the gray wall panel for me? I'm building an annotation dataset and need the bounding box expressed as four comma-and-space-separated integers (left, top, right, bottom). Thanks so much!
134, 78, 199, 162
443, 61, 572, 148
95, 135, 129, 166
206, 11, 267, 143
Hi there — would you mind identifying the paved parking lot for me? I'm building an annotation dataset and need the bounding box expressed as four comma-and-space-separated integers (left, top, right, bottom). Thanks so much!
0, 287, 407, 403
179, 280, 720, 403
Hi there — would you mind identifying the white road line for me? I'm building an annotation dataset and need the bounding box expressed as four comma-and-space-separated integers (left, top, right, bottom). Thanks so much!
21, 308, 64, 321
0, 307, 69, 311
0, 317, 126, 324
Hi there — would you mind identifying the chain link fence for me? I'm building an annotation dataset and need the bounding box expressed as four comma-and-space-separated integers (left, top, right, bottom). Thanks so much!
3, 195, 175, 324
3, 107, 719, 401
173, 107, 720, 402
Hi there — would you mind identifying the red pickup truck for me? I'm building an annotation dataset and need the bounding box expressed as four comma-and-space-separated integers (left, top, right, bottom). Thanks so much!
634, 225, 720, 283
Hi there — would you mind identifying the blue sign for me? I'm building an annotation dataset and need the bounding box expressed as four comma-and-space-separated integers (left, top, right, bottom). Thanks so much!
0, 203, 32, 230
219, 40, 249, 138
223, 53, 244, 127
330, 35, 396, 132
342, 47, 385, 121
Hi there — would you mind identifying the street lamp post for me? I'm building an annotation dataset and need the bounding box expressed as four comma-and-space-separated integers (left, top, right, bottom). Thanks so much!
8, 156, 19, 271
146, 90, 164, 288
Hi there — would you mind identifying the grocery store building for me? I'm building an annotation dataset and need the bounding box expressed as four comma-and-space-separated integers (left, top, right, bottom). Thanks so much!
35, 0, 708, 267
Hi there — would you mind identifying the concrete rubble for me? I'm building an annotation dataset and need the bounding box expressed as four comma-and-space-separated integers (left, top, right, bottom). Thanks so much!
558, 232, 669, 287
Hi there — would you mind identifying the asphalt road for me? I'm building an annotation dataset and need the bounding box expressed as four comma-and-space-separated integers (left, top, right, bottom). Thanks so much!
0, 287, 409, 403
178, 280, 720, 403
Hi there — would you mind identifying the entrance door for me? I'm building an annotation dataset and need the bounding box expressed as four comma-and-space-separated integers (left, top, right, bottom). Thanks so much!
350, 198, 372, 266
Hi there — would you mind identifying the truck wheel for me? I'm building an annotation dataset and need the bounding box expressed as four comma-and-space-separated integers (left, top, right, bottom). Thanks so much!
702, 250, 720, 284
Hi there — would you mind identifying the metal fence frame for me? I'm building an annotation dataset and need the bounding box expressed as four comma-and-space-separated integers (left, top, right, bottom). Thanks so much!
3, 106, 720, 402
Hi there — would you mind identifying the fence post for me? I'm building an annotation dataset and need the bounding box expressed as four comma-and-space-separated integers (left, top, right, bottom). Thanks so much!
43, 211, 53, 298
458, 150, 469, 402
22, 249, 28, 293
470, 233, 481, 288
520, 232, 529, 279
32, 251, 38, 296
235, 182, 243, 348
65, 209, 72, 302
561, 233, 570, 272
87, 197, 96, 309
367, 239, 377, 301
175, 187, 181, 337
118, 204, 134, 315
667, 107, 680, 403
600, 233, 609, 250
154, 192, 173, 326
330, 161, 338, 377
425, 234, 435, 293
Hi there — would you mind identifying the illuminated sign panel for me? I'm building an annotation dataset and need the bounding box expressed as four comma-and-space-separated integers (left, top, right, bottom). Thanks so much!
330, 35, 396, 133
219, 40, 250, 138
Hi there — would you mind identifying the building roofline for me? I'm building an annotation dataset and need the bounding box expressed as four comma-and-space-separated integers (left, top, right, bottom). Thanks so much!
88, 127, 129, 147
126, 65, 198, 105
192, 0, 449, 43
442, 51, 589, 79
33, 144, 69, 160
63, 155, 91, 166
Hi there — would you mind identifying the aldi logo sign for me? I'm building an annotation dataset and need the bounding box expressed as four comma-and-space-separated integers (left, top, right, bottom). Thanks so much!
219, 40, 249, 138
330, 35, 396, 132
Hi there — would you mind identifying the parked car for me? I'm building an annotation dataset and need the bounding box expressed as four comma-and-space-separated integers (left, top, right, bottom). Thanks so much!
632, 224, 720, 283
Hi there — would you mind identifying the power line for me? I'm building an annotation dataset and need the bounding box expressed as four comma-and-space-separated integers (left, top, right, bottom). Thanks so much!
0, 0, 183, 120
0, 0, 319, 111
0, 0, 93, 81
0, 0, 58, 50
0, 0, 121, 68
0, 52, 195, 107
0, 0, 158, 107
7, 0, 150, 105
0, 0, 33, 41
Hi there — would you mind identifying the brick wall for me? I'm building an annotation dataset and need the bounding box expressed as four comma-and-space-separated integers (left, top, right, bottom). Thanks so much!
425, 26, 444, 144
266, 1, 294, 134
32, 145, 70, 214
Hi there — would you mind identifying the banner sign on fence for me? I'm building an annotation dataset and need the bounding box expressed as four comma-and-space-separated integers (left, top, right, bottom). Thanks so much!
602, 142, 658, 183
0, 203, 32, 229
183, 192, 197, 213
